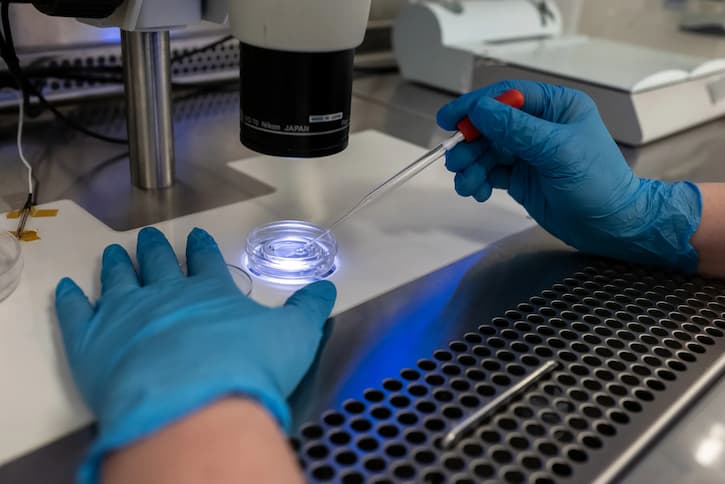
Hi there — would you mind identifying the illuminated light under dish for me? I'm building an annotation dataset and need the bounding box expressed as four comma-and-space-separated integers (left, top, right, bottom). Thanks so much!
245, 220, 337, 284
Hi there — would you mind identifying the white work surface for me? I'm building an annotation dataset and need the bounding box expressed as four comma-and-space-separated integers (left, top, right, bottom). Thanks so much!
0, 130, 533, 466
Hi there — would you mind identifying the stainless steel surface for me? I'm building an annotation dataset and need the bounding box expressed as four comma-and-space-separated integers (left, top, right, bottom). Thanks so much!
595, 353, 725, 484
0, 71, 725, 483
121, 30, 175, 190
441, 360, 560, 450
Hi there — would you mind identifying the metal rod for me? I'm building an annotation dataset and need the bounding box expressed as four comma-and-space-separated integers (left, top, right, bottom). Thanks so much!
121, 30, 174, 189
441, 360, 560, 450
14, 193, 32, 240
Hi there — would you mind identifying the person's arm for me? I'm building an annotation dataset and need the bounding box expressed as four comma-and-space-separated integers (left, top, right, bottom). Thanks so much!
692, 183, 725, 278
104, 398, 303, 484
55, 227, 336, 484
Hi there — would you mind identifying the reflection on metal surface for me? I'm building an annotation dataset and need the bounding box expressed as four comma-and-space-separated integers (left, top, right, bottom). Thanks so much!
441, 360, 560, 450
695, 423, 725, 467
122, 30, 175, 190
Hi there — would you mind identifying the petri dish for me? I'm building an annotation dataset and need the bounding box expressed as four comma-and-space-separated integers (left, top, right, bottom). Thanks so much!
226, 263, 253, 296
180, 258, 252, 296
0, 232, 22, 302
245, 220, 337, 284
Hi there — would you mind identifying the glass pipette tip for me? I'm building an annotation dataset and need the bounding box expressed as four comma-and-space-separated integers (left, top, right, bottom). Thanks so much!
294, 89, 525, 255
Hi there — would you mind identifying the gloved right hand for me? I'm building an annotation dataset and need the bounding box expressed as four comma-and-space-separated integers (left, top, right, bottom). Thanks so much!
437, 80, 702, 272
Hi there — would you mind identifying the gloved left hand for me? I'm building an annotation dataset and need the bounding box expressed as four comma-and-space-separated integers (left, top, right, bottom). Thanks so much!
55, 227, 336, 484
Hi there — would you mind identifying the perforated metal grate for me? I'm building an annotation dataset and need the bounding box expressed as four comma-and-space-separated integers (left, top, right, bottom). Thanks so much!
291, 261, 725, 484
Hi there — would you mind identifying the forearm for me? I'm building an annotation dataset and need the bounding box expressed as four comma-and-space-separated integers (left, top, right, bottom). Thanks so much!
103, 398, 304, 484
692, 183, 725, 278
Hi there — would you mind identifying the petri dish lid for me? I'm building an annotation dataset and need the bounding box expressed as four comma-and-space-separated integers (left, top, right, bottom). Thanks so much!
227, 263, 253, 296
180, 257, 252, 296
245, 220, 337, 284
0, 232, 23, 302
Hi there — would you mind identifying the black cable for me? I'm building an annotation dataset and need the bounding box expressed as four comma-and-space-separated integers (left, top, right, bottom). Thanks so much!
171, 35, 234, 64
1, 1, 128, 143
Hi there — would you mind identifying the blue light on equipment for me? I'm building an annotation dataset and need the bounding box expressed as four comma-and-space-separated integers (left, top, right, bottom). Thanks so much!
245, 220, 337, 284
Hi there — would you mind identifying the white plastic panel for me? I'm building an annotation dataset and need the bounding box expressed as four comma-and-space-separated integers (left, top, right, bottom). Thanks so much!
464, 36, 725, 93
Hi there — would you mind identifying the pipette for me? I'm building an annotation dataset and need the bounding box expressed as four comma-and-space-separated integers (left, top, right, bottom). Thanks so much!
301, 89, 525, 251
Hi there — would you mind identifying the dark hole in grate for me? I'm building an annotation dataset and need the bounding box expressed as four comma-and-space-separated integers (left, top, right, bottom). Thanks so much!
492, 447, 514, 464
370, 406, 392, 420
306, 443, 328, 459
364, 456, 385, 471
323, 411, 345, 426
329, 431, 351, 445
409, 384, 429, 396
418, 359, 436, 371
462, 440, 484, 457
311, 464, 335, 481
335, 450, 357, 465
443, 455, 465, 471
341, 471, 363, 484
473, 461, 495, 478
343, 400, 364, 414
442, 363, 461, 375
405, 429, 426, 444
567, 447, 588, 462
503, 468, 527, 483
538, 441, 558, 456
385, 443, 407, 458
480, 429, 502, 442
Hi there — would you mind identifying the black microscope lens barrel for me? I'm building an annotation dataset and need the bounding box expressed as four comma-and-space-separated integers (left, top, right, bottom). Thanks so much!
239, 43, 354, 158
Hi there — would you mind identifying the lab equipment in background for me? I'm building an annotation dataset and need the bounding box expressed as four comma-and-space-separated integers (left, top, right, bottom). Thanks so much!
245, 220, 337, 285
0, 232, 22, 302
681, 0, 725, 34
393, 0, 725, 145
3, 0, 398, 111
18, 0, 373, 190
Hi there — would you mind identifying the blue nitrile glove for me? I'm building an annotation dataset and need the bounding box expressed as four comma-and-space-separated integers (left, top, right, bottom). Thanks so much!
437, 80, 702, 272
55, 227, 336, 484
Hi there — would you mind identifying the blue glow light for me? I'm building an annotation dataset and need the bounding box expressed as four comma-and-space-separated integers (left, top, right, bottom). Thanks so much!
245, 220, 337, 284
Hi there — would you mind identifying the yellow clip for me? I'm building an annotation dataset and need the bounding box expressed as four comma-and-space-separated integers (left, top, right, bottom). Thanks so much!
33, 209, 59, 218
6, 208, 59, 219
9, 230, 40, 242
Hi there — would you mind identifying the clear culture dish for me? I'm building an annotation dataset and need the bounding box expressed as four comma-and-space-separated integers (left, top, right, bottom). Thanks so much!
245, 220, 337, 284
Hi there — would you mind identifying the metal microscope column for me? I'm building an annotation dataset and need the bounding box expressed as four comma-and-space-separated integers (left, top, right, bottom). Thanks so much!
121, 30, 175, 189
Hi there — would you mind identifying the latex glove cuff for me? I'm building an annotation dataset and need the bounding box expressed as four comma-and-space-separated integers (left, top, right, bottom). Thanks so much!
599, 180, 702, 273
